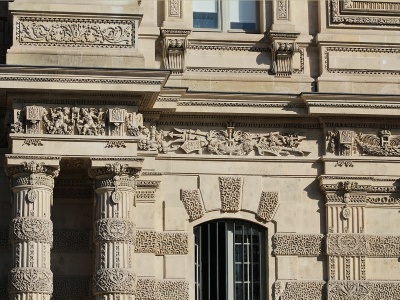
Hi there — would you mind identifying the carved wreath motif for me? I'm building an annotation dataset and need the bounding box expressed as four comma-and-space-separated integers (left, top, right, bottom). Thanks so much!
95, 218, 136, 244
9, 267, 53, 294
11, 217, 53, 244
93, 268, 136, 294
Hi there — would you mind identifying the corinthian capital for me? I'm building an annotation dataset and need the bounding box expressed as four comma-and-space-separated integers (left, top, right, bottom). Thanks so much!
5, 155, 61, 178
89, 157, 143, 178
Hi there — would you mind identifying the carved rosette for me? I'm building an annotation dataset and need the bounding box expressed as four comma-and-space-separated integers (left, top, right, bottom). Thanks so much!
93, 268, 136, 294
94, 218, 136, 244
9, 268, 53, 294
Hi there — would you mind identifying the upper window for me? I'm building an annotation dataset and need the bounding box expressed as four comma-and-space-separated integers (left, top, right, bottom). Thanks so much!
194, 219, 266, 300
193, 0, 259, 32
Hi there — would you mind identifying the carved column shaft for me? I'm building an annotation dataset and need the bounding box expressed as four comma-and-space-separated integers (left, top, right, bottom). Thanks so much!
6, 160, 59, 300
91, 164, 138, 299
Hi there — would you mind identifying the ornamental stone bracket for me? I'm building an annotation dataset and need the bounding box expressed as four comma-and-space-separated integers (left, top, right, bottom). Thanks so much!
161, 28, 191, 74
268, 31, 300, 77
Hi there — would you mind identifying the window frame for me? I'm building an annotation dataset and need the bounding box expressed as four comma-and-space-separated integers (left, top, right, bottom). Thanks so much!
192, 0, 262, 33
194, 219, 267, 300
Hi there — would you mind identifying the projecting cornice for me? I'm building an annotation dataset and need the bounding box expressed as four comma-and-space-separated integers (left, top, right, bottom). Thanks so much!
301, 92, 400, 117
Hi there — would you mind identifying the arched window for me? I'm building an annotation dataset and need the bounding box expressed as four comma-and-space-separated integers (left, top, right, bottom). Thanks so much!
194, 219, 266, 300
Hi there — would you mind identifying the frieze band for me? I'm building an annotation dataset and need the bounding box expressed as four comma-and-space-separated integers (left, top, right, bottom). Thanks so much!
93, 268, 136, 294
11, 217, 53, 245
9, 267, 53, 294
94, 218, 136, 244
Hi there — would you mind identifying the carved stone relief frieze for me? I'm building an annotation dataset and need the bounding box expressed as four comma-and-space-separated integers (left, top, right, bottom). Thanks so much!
327, 129, 400, 156
11, 217, 53, 245
135, 230, 188, 255
257, 191, 279, 222
16, 17, 135, 48
94, 218, 136, 244
274, 280, 326, 300
180, 189, 205, 221
219, 177, 242, 212
273, 234, 325, 256
10, 105, 143, 137
327, 234, 368, 256
138, 123, 310, 156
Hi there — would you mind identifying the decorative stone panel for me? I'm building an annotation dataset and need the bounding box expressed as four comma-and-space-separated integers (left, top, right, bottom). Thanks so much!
327, 234, 367, 256
9, 267, 53, 294
274, 280, 326, 300
328, 280, 400, 299
135, 230, 158, 253
219, 176, 242, 212
367, 235, 400, 257
11, 217, 53, 244
16, 17, 136, 48
93, 268, 136, 294
0, 228, 8, 250
136, 278, 189, 300
53, 229, 90, 252
257, 191, 279, 222
156, 232, 188, 255
180, 189, 205, 221
94, 218, 136, 244
273, 234, 325, 256
156, 280, 189, 300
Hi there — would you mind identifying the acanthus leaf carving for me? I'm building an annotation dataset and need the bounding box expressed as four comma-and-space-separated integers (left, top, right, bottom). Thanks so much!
17, 17, 135, 48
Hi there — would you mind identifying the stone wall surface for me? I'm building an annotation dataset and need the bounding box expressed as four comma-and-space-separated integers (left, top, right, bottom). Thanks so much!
0, 0, 399, 299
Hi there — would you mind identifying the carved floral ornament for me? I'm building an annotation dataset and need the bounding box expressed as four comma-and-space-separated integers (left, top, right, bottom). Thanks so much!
9, 267, 53, 294
93, 268, 136, 294
17, 17, 135, 48
94, 218, 136, 244
138, 123, 310, 156
10, 105, 143, 137
11, 217, 53, 245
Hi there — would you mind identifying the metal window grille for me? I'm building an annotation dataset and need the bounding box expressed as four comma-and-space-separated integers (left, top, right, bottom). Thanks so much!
194, 220, 266, 300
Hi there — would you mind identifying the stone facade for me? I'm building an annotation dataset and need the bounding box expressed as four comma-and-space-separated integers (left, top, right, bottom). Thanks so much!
0, 0, 399, 299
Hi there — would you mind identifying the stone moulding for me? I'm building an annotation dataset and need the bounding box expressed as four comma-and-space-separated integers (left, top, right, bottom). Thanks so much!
273, 233, 325, 256
219, 177, 242, 212
94, 218, 136, 244
93, 268, 136, 294
16, 17, 136, 48
330, 0, 400, 27
136, 278, 189, 300
11, 217, 53, 245
135, 230, 188, 255
274, 280, 326, 300
180, 189, 205, 221
257, 191, 279, 222
9, 267, 53, 294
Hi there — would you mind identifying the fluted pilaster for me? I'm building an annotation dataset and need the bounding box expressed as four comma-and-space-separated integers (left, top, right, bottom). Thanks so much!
90, 160, 141, 300
5, 157, 60, 300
